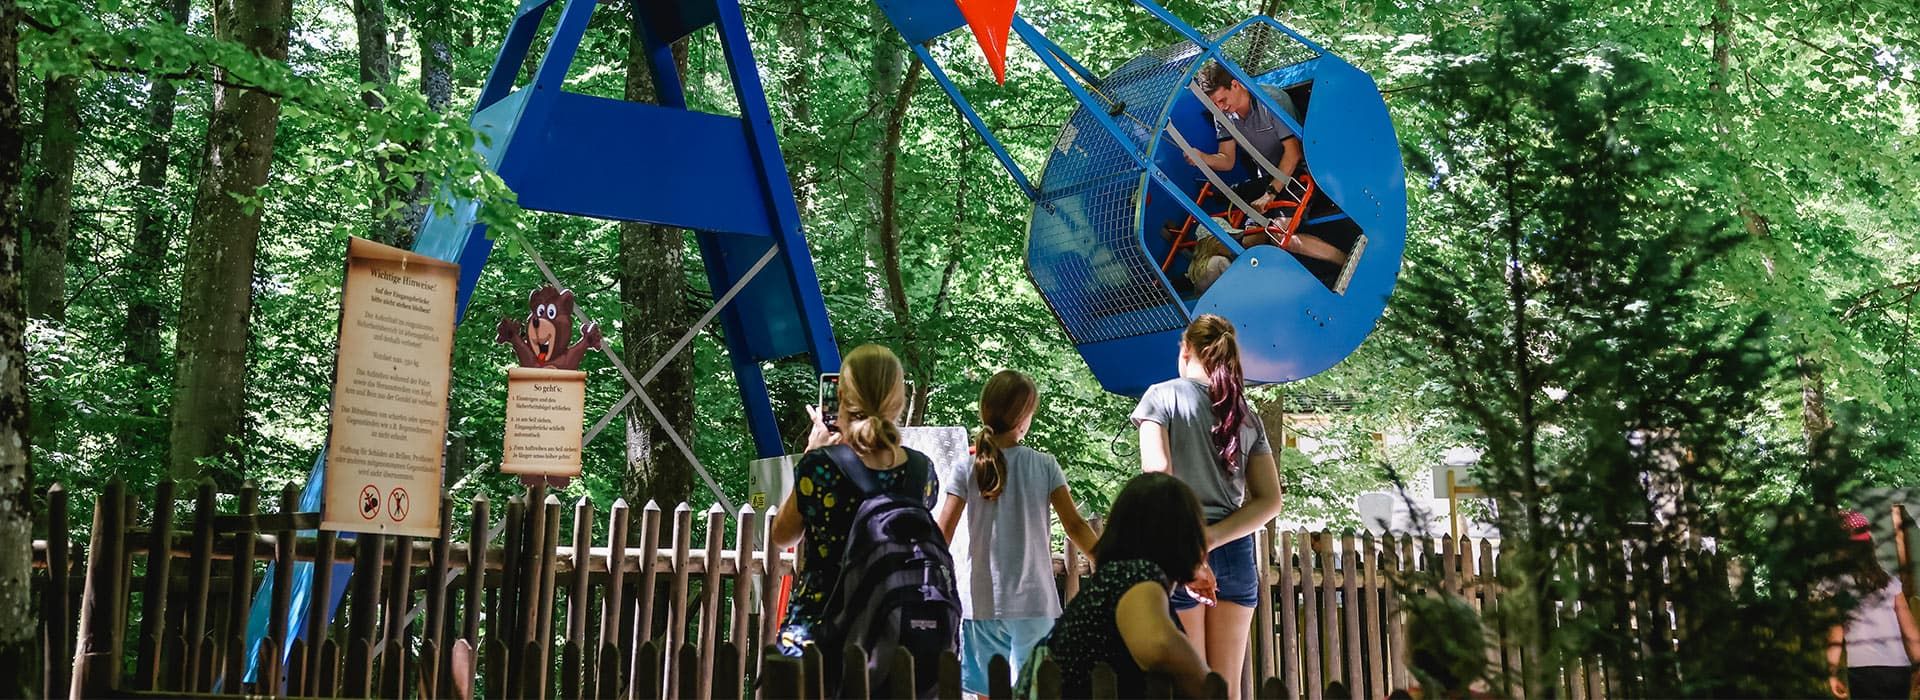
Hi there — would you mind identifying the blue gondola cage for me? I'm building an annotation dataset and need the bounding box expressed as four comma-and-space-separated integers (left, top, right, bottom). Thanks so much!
887, 3, 1409, 396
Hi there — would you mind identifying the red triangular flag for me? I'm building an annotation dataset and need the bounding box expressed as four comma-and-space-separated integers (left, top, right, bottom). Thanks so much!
956, 0, 1017, 84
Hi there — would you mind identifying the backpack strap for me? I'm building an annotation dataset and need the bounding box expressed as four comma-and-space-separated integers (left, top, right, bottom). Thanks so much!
824, 445, 926, 499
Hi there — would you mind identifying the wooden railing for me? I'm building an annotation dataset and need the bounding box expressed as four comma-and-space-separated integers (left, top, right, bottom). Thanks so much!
35, 480, 1909, 699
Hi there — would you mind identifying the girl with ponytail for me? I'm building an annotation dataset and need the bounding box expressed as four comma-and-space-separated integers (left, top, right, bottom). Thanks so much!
1131, 314, 1283, 700
933, 370, 1099, 696
770, 345, 943, 689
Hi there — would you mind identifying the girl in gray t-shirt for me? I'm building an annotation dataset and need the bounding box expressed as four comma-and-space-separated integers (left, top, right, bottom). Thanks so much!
934, 370, 1100, 696
1131, 314, 1283, 700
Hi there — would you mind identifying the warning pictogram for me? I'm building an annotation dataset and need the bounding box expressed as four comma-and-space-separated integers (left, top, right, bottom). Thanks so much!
359, 485, 381, 520
389, 487, 410, 522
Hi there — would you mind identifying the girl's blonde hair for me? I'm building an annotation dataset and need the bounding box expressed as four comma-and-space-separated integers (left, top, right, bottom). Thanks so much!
972, 370, 1038, 500
840, 344, 907, 458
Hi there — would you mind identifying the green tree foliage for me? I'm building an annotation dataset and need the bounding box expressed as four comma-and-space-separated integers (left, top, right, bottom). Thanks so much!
1383, 3, 1901, 695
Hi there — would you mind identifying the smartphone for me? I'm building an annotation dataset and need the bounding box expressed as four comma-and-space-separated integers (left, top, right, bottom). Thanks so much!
818, 373, 841, 433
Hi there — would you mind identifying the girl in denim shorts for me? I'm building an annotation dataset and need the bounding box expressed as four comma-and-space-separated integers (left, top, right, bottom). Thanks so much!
1131, 314, 1284, 700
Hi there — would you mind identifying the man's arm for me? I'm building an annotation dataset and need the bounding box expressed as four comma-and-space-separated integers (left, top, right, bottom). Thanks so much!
1273, 138, 1303, 188
1189, 138, 1237, 172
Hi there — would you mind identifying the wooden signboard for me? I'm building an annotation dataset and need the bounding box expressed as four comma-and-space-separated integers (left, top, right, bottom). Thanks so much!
319, 237, 458, 538
501, 367, 587, 478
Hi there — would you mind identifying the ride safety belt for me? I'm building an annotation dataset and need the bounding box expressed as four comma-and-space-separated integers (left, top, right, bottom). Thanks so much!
1162, 121, 1273, 230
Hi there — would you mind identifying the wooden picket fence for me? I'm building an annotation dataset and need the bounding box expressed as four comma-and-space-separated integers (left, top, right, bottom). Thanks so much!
33, 479, 1914, 699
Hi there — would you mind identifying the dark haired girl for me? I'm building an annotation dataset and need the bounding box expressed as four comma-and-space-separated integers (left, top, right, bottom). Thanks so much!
1827, 511, 1920, 699
1131, 314, 1283, 700
1040, 473, 1213, 698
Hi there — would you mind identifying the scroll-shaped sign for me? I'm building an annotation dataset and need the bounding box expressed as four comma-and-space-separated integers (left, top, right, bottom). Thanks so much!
501, 367, 587, 478
495, 284, 600, 485
321, 237, 458, 538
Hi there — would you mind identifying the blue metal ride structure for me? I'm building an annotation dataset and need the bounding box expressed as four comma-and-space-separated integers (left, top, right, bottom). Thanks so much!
245, 0, 1405, 681
243, 0, 839, 681
880, 0, 1409, 397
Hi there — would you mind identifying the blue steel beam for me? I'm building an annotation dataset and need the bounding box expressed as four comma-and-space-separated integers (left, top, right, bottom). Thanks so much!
908, 42, 1039, 202
712, 0, 842, 453
1009, 18, 1246, 259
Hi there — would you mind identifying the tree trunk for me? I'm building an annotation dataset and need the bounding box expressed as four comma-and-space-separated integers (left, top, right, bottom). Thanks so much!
778, 0, 814, 218
398, 0, 451, 238
23, 73, 78, 321
120, 0, 191, 461
352, 0, 410, 248
1709, 0, 1833, 450
0, 1, 36, 692
875, 62, 925, 424
167, 0, 292, 483
619, 5, 695, 508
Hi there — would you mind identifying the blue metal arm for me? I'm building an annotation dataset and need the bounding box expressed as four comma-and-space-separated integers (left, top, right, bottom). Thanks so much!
1009, 18, 1245, 258
908, 42, 1039, 202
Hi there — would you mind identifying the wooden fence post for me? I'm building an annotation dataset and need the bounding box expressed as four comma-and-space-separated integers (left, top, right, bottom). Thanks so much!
759, 505, 782, 683
426, 495, 455, 699
633, 499, 663, 683
566, 496, 595, 700
734, 505, 758, 686
600, 498, 629, 699
43, 483, 70, 698
987, 653, 1011, 699
223, 483, 258, 691
70, 478, 127, 698
536, 494, 563, 698
263, 485, 296, 693
345, 532, 384, 698
666, 503, 694, 699
1300, 531, 1322, 700
1340, 532, 1362, 697
1362, 533, 1385, 700
1254, 525, 1276, 684
134, 479, 175, 691
761, 647, 802, 699
699, 505, 726, 699
307, 530, 336, 697
1279, 529, 1299, 700
842, 644, 870, 699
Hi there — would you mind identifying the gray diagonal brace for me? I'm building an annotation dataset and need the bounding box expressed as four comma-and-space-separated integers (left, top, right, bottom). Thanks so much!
581, 244, 782, 447
1163, 122, 1270, 228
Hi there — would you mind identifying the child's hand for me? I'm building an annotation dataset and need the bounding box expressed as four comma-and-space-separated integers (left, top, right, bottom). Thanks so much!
1186, 563, 1218, 607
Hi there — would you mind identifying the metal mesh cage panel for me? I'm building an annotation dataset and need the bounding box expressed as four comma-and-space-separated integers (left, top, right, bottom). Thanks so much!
1213, 20, 1317, 77
1025, 19, 1318, 346
1028, 174, 1187, 345
1028, 41, 1205, 346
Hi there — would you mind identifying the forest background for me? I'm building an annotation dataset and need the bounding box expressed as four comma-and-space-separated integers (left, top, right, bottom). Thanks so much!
4, 0, 1918, 556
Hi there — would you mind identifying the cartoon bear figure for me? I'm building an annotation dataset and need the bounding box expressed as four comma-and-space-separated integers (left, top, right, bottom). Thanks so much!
496, 285, 603, 370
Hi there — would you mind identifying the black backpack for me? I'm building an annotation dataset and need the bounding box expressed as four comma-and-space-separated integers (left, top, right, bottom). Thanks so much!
814, 445, 961, 698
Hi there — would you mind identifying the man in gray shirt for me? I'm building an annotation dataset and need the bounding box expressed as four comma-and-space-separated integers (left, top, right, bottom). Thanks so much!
1183, 62, 1346, 271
